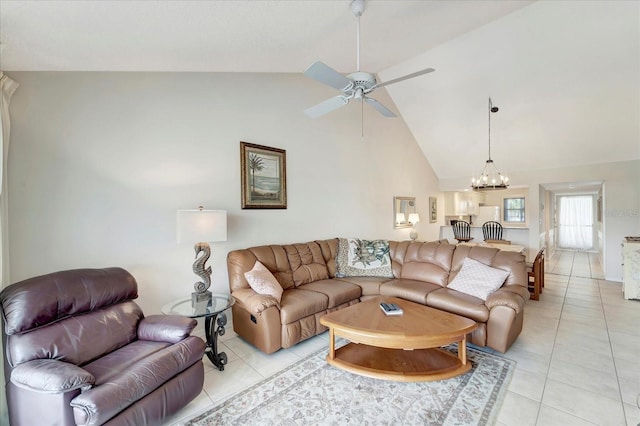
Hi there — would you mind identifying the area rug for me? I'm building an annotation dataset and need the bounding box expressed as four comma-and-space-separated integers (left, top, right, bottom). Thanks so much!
186, 345, 514, 425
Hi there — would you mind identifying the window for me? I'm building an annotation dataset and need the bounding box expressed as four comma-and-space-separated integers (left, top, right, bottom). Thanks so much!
504, 197, 525, 223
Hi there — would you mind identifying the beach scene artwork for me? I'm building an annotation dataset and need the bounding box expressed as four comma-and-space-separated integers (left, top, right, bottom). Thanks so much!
241, 142, 287, 209
249, 153, 281, 201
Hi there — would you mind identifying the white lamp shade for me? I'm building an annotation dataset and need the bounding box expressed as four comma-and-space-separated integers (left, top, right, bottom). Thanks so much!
408, 213, 420, 224
395, 213, 406, 224
177, 209, 227, 243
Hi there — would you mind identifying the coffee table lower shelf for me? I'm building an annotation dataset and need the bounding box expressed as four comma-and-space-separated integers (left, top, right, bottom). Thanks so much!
327, 343, 471, 382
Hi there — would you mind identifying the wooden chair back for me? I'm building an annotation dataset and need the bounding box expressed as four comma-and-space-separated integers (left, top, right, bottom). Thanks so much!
528, 249, 545, 300
482, 221, 503, 241
452, 220, 473, 243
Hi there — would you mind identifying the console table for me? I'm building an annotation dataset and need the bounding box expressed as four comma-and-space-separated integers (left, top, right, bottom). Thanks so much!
161, 294, 235, 371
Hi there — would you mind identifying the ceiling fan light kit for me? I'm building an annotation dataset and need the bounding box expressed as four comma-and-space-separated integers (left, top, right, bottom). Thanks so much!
303, 0, 434, 119
471, 97, 510, 192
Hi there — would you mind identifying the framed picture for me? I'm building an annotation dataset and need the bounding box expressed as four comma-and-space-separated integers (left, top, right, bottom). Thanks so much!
240, 142, 287, 209
429, 197, 437, 223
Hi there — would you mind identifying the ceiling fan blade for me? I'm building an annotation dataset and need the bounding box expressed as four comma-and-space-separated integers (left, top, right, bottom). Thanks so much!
303, 61, 353, 91
374, 67, 435, 89
305, 96, 349, 118
364, 97, 396, 118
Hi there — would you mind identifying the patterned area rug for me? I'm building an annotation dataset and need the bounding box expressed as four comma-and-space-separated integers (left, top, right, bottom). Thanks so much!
186, 345, 514, 425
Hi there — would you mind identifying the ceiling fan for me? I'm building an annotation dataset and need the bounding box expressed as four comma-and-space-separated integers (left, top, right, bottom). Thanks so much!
303, 0, 435, 119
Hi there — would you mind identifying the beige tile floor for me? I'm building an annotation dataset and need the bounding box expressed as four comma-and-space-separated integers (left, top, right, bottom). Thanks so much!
166, 250, 640, 426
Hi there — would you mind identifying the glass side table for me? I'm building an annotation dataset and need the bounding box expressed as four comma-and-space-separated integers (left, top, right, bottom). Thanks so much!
161, 294, 235, 371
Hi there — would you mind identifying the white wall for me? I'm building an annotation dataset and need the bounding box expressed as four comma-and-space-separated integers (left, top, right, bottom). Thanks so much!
6, 71, 442, 314
441, 160, 640, 282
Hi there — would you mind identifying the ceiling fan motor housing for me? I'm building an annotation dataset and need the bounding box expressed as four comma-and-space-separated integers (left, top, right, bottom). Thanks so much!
347, 72, 377, 91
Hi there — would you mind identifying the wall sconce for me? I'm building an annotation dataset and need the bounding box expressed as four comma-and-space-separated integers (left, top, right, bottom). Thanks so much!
176, 206, 227, 305
408, 213, 420, 241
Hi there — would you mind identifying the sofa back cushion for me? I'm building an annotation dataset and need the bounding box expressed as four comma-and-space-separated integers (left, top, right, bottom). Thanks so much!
6, 301, 142, 367
227, 245, 296, 291
315, 239, 339, 277
1, 267, 138, 336
391, 241, 455, 287
449, 245, 526, 288
284, 242, 329, 286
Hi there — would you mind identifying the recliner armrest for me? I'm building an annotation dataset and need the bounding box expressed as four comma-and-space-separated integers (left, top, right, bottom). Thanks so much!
485, 288, 526, 314
232, 288, 279, 315
11, 359, 95, 394
138, 315, 197, 343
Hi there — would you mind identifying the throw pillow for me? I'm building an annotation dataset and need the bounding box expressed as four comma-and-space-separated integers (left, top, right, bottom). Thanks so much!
244, 261, 283, 304
447, 257, 509, 301
336, 238, 393, 278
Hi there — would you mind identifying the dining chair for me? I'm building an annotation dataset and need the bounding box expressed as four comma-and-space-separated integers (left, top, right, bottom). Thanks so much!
452, 220, 473, 243
482, 221, 504, 241
527, 249, 545, 300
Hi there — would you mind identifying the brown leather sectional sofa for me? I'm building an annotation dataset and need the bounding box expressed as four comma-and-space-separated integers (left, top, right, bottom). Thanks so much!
227, 239, 529, 354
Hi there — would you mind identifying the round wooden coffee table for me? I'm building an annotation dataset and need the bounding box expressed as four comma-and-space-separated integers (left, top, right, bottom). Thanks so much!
319, 296, 477, 382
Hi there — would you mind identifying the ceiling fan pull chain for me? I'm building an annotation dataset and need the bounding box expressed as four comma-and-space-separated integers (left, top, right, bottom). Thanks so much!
361, 97, 364, 138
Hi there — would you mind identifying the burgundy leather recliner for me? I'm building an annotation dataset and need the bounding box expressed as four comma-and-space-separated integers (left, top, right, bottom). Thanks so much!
0, 267, 206, 426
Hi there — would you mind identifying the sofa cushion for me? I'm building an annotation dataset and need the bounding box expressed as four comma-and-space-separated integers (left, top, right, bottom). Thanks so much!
379, 279, 442, 305
0, 267, 138, 336
315, 238, 340, 278
227, 245, 295, 291
7, 301, 142, 367
70, 336, 205, 426
426, 288, 489, 322
447, 257, 509, 301
284, 243, 329, 286
244, 261, 284, 303
82, 340, 171, 385
398, 241, 455, 287
279, 289, 329, 325
336, 238, 393, 278
298, 279, 361, 309
334, 276, 392, 296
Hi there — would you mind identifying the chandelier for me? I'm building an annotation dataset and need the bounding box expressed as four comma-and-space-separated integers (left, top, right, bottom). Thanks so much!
471, 97, 509, 191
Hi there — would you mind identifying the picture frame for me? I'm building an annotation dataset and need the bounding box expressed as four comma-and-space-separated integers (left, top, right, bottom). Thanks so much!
429, 197, 437, 223
240, 141, 287, 209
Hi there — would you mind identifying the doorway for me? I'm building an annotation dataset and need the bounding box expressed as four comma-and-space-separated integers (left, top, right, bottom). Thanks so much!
540, 180, 605, 278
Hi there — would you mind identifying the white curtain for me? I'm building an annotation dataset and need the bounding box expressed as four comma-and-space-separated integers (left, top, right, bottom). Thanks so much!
558, 195, 594, 250
0, 71, 19, 425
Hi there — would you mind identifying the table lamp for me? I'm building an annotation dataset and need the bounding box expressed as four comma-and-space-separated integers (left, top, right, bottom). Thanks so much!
177, 207, 227, 305
408, 213, 420, 241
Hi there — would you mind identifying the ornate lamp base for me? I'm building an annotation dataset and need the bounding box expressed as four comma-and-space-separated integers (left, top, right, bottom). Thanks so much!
192, 290, 212, 308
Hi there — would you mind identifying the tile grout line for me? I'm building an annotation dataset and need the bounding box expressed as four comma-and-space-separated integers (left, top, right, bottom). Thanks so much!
534, 267, 569, 425
597, 277, 628, 419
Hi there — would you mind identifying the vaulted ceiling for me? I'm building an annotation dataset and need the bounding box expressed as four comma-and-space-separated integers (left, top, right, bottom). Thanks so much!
2, 0, 638, 188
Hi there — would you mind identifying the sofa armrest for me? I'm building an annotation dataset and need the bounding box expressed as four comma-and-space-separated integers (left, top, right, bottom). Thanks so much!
138, 315, 197, 343
232, 288, 279, 315
485, 288, 526, 314
500, 284, 531, 302
11, 359, 95, 394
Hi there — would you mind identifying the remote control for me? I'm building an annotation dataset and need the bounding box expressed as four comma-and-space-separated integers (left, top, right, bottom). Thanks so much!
380, 302, 403, 316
